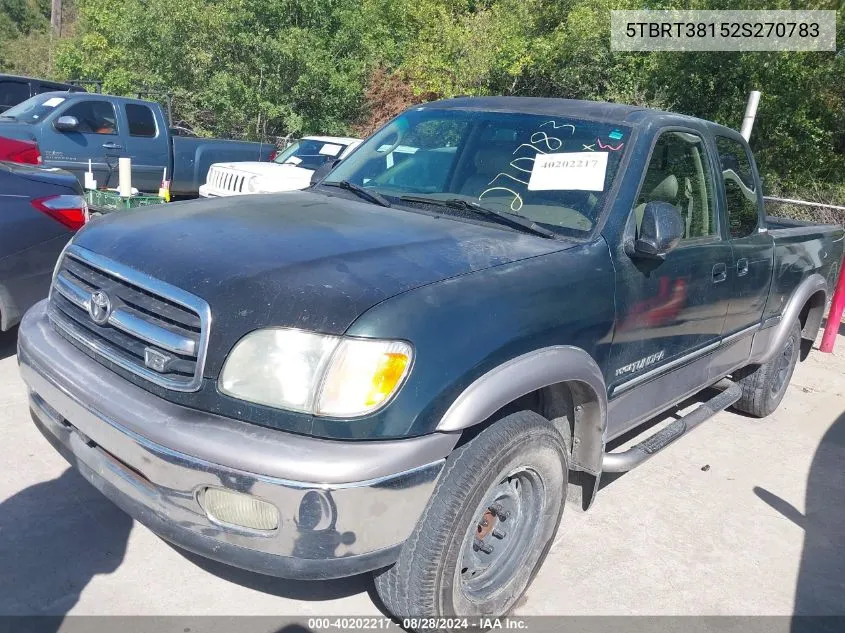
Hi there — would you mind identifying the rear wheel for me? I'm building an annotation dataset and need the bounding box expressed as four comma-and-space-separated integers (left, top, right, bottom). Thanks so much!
374, 411, 567, 621
732, 319, 801, 418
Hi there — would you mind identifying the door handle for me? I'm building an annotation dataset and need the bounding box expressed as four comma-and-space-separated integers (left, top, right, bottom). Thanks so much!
101, 142, 123, 150
712, 262, 728, 284
736, 258, 749, 277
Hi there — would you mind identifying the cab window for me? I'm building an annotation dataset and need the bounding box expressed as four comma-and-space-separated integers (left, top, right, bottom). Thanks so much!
716, 135, 760, 238
62, 100, 118, 135
635, 131, 717, 240
126, 104, 157, 138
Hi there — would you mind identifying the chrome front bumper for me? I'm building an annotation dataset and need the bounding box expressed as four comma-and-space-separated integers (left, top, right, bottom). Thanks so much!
18, 301, 455, 579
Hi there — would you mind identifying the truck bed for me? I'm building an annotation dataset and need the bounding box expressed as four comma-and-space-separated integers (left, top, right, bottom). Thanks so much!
765, 216, 845, 324
171, 136, 274, 197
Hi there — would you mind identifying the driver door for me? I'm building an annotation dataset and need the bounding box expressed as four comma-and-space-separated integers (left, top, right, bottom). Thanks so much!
46, 99, 121, 187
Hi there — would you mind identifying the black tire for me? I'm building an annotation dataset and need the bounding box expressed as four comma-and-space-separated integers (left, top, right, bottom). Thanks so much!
374, 410, 567, 622
732, 319, 801, 418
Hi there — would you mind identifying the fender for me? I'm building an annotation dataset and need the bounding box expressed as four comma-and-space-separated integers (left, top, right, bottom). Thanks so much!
751, 273, 827, 365
435, 345, 608, 476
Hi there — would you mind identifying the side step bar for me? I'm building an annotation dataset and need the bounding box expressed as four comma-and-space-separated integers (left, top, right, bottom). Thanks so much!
602, 378, 742, 473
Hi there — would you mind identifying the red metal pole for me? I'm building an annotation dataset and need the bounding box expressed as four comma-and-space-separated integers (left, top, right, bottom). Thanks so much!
820, 254, 845, 353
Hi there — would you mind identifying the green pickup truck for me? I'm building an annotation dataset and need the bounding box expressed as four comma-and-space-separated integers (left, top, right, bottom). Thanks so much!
18, 97, 843, 622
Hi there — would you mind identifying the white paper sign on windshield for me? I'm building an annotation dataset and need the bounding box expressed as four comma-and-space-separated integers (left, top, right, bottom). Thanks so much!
284, 156, 303, 165
42, 97, 66, 107
319, 143, 342, 156
528, 151, 608, 191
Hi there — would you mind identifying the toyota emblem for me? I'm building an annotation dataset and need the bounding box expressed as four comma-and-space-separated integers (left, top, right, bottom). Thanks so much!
88, 290, 112, 325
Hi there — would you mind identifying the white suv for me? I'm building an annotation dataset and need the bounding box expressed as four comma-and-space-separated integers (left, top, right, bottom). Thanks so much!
199, 136, 361, 197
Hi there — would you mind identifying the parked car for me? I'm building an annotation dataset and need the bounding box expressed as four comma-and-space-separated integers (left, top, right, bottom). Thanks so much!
0, 162, 87, 331
18, 97, 843, 622
199, 136, 361, 197
0, 92, 274, 197
0, 74, 85, 113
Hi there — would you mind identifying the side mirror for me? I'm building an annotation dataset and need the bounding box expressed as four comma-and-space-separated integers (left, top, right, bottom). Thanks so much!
310, 158, 341, 186
54, 115, 79, 132
630, 201, 684, 260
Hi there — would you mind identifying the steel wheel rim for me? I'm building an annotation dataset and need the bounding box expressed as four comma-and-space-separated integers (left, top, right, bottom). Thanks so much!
771, 335, 796, 395
458, 467, 545, 601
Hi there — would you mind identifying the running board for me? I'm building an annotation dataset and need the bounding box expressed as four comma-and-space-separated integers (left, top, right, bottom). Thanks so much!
602, 378, 742, 473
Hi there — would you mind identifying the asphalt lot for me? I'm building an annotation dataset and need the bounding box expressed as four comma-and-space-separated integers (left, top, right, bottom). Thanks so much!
1, 324, 843, 621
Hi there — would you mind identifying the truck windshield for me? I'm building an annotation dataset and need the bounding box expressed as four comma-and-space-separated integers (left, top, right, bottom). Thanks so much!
274, 139, 349, 171
323, 108, 631, 237
2, 94, 69, 124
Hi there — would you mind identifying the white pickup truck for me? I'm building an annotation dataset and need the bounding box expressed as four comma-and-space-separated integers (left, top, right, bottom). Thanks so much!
198, 135, 361, 197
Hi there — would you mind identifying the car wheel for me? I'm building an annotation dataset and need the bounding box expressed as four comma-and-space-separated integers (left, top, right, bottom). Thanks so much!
732, 319, 801, 418
374, 410, 567, 622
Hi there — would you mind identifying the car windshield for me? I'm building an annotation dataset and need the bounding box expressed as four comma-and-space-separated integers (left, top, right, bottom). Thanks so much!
274, 138, 349, 171
323, 108, 631, 237
2, 93, 69, 124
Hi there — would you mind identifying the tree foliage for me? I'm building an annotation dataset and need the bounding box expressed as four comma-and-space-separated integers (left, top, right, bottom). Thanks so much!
0, 0, 842, 197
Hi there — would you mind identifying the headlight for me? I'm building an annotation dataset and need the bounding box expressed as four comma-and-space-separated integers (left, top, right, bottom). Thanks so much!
245, 176, 260, 193
219, 328, 412, 417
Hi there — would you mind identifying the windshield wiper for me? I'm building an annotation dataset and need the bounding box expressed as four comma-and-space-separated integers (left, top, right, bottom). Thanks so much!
400, 195, 558, 239
323, 180, 391, 207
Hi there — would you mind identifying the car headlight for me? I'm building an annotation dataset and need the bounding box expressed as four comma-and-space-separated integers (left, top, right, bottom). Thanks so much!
219, 328, 413, 417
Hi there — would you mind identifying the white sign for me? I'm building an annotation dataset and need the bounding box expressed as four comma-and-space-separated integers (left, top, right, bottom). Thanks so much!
319, 143, 342, 156
528, 151, 609, 192
42, 97, 66, 107
284, 156, 303, 165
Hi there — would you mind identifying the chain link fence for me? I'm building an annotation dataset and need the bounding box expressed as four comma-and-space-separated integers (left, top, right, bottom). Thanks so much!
764, 196, 845, 226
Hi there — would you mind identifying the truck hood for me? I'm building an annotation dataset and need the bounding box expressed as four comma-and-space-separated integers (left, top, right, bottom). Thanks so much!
73, 191, 570, 370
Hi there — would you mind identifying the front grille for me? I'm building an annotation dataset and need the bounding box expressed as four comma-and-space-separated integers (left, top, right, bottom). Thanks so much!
208, 167, 247, 194
48, 245, 210, 391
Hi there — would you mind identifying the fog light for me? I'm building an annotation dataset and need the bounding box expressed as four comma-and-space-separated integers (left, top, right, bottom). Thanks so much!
199, 487, 279, 531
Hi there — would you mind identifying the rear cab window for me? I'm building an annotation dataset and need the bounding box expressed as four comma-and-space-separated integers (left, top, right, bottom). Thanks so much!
715, 135, 762, 239
126, 103, 158, 137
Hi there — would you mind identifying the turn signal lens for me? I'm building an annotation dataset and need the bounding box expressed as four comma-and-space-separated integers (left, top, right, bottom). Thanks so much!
199, 487, 279, 531
366, 352, 411, 406
316, 339, 412, 416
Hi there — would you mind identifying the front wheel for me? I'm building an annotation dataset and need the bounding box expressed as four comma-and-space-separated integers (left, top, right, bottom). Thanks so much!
374, 411, 567, 620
